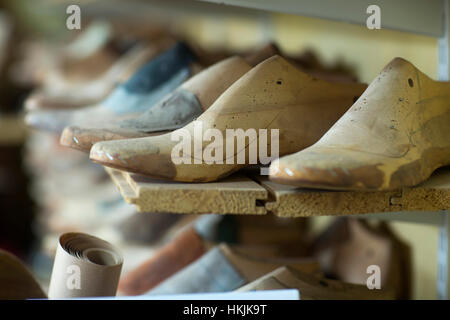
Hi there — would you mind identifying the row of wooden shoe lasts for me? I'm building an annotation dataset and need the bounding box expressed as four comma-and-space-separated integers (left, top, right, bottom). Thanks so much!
0, 16, 437, 300
22, 21, 450, 191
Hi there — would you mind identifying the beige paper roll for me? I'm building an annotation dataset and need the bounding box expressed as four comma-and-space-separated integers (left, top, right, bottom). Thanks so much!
48, 233, 123, 299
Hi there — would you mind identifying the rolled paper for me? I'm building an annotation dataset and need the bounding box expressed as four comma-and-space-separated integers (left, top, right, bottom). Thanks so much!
48, 233, 123, 299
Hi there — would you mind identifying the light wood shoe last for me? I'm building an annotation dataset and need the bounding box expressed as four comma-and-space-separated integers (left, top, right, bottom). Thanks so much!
59, 44, 280, 152
90, 55, 367, 182
270, 58, 450, 190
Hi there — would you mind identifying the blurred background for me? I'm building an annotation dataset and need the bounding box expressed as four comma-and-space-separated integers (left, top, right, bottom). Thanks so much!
0, 0, 444, 299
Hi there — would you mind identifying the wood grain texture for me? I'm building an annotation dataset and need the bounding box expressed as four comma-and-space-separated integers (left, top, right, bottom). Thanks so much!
105, 167, 268, 214
92, 55, 367, 182
106, 166, 449, 216
260, 166, 450, 217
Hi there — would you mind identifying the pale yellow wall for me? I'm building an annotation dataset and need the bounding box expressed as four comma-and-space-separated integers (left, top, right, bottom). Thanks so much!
270, 14, 438, 83
179, 13, 439, 82
178, 12, 441, 299
390, 222, 439, 299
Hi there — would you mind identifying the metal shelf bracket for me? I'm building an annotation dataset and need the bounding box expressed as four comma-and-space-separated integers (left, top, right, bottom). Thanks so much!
437, 0, 449, 300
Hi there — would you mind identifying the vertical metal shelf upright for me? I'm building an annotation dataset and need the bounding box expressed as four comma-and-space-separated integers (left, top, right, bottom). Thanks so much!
437, 0, 449, 299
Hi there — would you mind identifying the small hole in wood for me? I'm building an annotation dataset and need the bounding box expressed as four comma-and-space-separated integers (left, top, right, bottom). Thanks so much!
408, 78, 414, 87
255, 200, 265, 208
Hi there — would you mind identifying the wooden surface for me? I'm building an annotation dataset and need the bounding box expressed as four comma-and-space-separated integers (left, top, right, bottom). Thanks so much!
106, 166, 450, 217
261, 166, 450, 217
92, 56, 366, 183
106, 167, 268, 214
269, 58, 450, 191
237, 266, 396, 300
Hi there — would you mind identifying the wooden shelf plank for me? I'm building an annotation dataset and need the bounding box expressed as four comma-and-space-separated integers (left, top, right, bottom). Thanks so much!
258, 167, 450, 217
106, 166, 449, 218
105, 168, 268, 215
106, 167, 139, 202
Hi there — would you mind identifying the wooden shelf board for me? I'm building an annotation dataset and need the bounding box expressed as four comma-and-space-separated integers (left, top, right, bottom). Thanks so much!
105, 167, 268, 215
106, 166, 450, 218
258, 166, 450, 217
